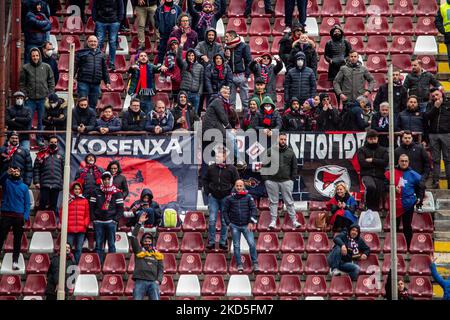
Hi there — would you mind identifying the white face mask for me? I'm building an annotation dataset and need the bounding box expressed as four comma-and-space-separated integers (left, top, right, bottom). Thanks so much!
15, 98, 24, 106
297, 60, 304, 68
50, 102, 58, 108
264, 105, 272, 111
45, 50, 53, 57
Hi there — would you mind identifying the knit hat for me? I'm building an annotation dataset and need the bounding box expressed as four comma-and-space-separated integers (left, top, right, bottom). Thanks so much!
366, 129, 379, 138
203, 0, 212, 8
295, 51, 306, 61
319, 93, 329, 103
7, 131, 19, 139
305, 98, 315, 108
255, 77, 266, 84
48, 93, 59, 103
13, 91, 26, 98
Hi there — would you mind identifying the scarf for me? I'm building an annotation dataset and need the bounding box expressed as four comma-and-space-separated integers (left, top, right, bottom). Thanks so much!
36, 145, 58, 163
394, 79, 402, 87
263, 108, 274, 127
136, 64, 148, 94
221, 95, 231, 113
377, 116, 389, 129
79, 164, 102, 184
197, 11, 214, 30
187, 61, 194, 72
163, 4, 172, 12
180, 106, 189, 130
347, 237, 360, 256
136, 250, 164, 260
226, 37, 241, 49
292, 34, 300, 42
260, 64, 269, 84
100, 183, 120, 210
243, 110, 256, 128
2, 143, 18, 161
167, 51, 176, 70
215, 64, 225, 80
217, 163, 226, 169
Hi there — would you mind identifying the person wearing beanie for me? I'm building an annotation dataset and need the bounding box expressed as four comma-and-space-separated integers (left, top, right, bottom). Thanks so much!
74, 153, 105, 198
288, 32, 318, 74
241, 97, 261, 131
155, 0, 183, 64
282, 97, 312, 131
204, 52, 233, 104
6, 91, 32, 149
316, 93, 340, 131
43, 93, 67, 131
250, 77, 270, 107
279, 24, 314, 67
255, 96, 283, 134
72, 97, 97, 134
188, 0, 226, 42
122, 98, 147, 131
325, 24, 352, 82
172, 91, 200, 131
161, 37, 182, 102
23, 0, 51, 64
357, 129, 389, 211
0, 132, 33, 186
284, 51, 317, 106
249, 53, 283, 101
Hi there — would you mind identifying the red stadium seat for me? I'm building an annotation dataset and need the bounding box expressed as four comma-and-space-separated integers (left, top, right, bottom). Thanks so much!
279, 254, 303, 274
317, 56, 329, 74
366, 54, 388, 73
130, 36, 152, 55
409, 276, 432, 298
415, 0, 438, 16
366, 16, 390, 35
250, 0, 271, 17
180, 232, 205, 253
383, 213, 403, 232
390, 36, 414, 54
202, 296, 221, 300
55, 73, 77, 91
61, 16, 84, 34
344, 17, 367, 35
307, 212, 332, 232
229, 254, 253, 274
0, 276, 22, 296
258, 197, 283, 210
23, 275, 46, 296
344, 0, 366, 17
382, 254, 406, 275
162, 253, 177, 274
106, 55, 127, 73
306, 232, 330, 253
281, 212, 306, 232
304, 254, 329, 275
383, 232, 408, 253
307, 0, 320, 17
366, 36, 389, 54
59, 34, 82, 53
249, 18, 271, 36
126, 254, 135, 274
84, 17, 95, 34
227, 0, 246, 17
178, 253, 202, 274
4, 232, 28, 253
160, 275, 175, 296
392, 0, 414, 16
102, 253, 126, 274
33, 210, 57, 231
303, 275, 327, 296
100, 275, 124, 296
256, 232, 279, 253
408, 255, 432, 276
347, 36, 365, 54
410, 233, 433, 254
278, 275, 302, 296
253, 275, 277, 296
152, 93, 171, 108
319, 18, 340, 36
57, 54, 69, 72
280, 233, 305, 253
309, 201, 328, 211
257, 211, 281, 232
201, 275, 226, 296
249, 36, 270, 55
355, 275, 381, 297
368, 0, 390, 16
0, 296, 17, 300
156, 232, 179, 253
101, 73, 125, 92
182, 211, 207, 232
154, 74, 173, 92
97, 92, 123, 112
321, 0, 343, 17
371, 73, 386, 91
391, 54, 412, 73
270, 36, 283, 55
328, 275, 353, 297
416, 17, 438, 36
357, 254, 380, 274
418, 55, 437, 73
257, 254, 278, 274
225, 18, 248, 36
391, 17, 414, 36
317, 36, 330, 55
49, 16, 60, 34
26, 254, 50, 274
203, 253, 227, 274
411, 213, 433, 233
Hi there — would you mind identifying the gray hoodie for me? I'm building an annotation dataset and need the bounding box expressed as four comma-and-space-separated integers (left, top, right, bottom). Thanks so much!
194, 27, 224, 67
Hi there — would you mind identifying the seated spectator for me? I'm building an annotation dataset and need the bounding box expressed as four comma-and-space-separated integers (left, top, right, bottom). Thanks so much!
107, 160, 129, 201
0, 131, 33, 186
45, 244, 76, 300
204, 53, 233, 103
326, 182, 358, 232
128, 188, 162, 227
288, 33, 318, 75
43, 93, 67, 131
146, 100, 174, 134
316, 93, 340, 131
74, 153, 104, 198
121, 98, 147, 132
250, 77, 270, 107
430, 254, 450, 300
41, 41, 59, 85
5, 91, 32, 150
374, 69, 407, 114
172, 91, 199, 131
256, 96, 282, 135
395, 131, 430, 183
72, 97, 97, 134
23, 0, 51, 64
202, 85, 233, 145
241, 98, 261, 131
170, 13, 199, 52
161, 38, 182, 102
327, 224, 369, 280
284, 51, 317, 106
385, 270, 414, 300
396, 96, 425, 133
282, 97, 311, 132
95, 105, 121, 134
358, 96, 373, 129
223, 179, 259, 273
371, 102, 397, 147
188, 0, 226, 42
340, 100, 367, 131
249, 53, 283, 101
66, 182, 90, 264
302, 98, 318, 130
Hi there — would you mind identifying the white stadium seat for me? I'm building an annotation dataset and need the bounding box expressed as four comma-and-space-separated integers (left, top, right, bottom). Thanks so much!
226, 275, 252, 297
73, 274, 99, 296
0, 253, 25, 275
29, 232, 54, 253
176, 275, 201, 296
414, 36, 438, 55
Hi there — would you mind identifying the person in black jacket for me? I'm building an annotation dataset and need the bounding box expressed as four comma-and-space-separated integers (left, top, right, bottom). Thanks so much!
45, 244, 77, 300
41, 41, 59, 85
324, 25, 352, 81
357, 129, 389, 211
72, 97, 97, 134
121, 98, 147, 131
284, 51, 317, 106
106, 160, 129, 201
256, 96, 283, 134
223, 180, 259, 273
204, 53, 233, 104
327, 223, 370, 280
203, 149, 239, 251
0, 132, 33, 186
282, 97, 312, 132
33, 136, 64, 213
288, 33, 318, 75
249, 53, 283, 101
128, 188, 162, 227
5, 91, 32, 150
202, 85, 232, 140
75, 35, 111, 109
241, 97, 261, 131
373, 69, 407, 114
316, 93, 340, 131
396, 96, 425, 133
395, 131, 430, 184
385, 270, 414, 300
43, 93, 67, 131
340, 99, 367, 132
75, 153, 104, 198
172, 91, 199, 131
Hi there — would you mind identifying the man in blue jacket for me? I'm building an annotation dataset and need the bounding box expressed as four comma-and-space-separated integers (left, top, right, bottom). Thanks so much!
223, 180, 259, 273
155, 0, 183, 64
430, 254, 450, 300
0, 167, 30, 270
23, 0, 51, 64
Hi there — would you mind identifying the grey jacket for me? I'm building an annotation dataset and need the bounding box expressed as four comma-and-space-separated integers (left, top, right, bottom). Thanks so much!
202, 95, 231, 137
177, 47, 204, 93
333, 61, 376, 102
19, 50, 55, 100
194, 27, 224, 68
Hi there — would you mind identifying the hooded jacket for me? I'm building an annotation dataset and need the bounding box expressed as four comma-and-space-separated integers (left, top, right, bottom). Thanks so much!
249, 54, 283, 100
188, 0, 226, 41
24, 0, 51, 46
430, 262, 450, 300
226, 39, 252, 77
172, 91, 199, 130
66, 182, 90, 234
95, 115, 121, 132
255, 96, 283, 130
19, 48, 55, 100
75, 47, 110, 85
223, 190, 258, 227
261, 144, 297, 182
324, 25, 352, 81
177, 48, 204, 93
394, 142, 430, 180
43, 97, 67, 130
6, 101, 32, 142
155, 2, 182, 36
0, 144, 33, 186
194, 28, 224, 67
72, 104, 97, 133
205, 53, 233, 95
163, 37, 182, 89
74, 154, 105, 197
92, 0, 124, 23
396, 108, 425, 133
332, 224, 370, 263
33, 146, 64, 189
107, 160, 129, 200
128, 188, 162, 227
0, 172, 30, 221
403, 70, 441, 103
146, 109, 174, 133
333, 60, 376, 103
425, 97, 450, 134
357, 141, 389, 179
289, 42, 318, 74
203, 163, 240, 200
121, 108, 147, 131
284, 52, 317, 104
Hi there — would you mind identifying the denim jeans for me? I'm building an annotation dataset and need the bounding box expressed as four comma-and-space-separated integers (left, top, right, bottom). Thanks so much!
77, 82, 101, 110
187, 92, 200, 114
230, 223, 258, 266
94, 221, 117, 263
138, 95, 153, 114
230, 73, 249, 112
67, 232, 86, 264
133, 280, 160, 300
26, 98, 45, 130
327, 246, 361, 281
95, 21, 120, 65
207, 196, 228, 246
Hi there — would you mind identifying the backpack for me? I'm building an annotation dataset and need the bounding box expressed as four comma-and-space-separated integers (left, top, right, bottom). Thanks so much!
162, 208, 178, 228
358, 209, 382, 233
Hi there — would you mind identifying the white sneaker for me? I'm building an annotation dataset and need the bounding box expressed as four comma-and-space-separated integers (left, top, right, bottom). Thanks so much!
283, 27, 292, 33
268, 220, 277, 229
330, 268, 341, 276
292, 221, 302, 229
12, 262, 19, 271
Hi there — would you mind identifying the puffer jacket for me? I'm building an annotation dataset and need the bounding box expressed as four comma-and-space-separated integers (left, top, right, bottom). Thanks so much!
72, 105, 97, 133
357, 142, 389, 179
227, 41, 252, 77
92, 0, 123, 23
403, 70, 441, 103
177, 48, 204, 93
19, 48, 55, 100
203, 163, 240, 200
249, 56, 283, 99
425, 98, 450, 134
6, 104, 32, 142
121, 109, 147, 131
0, 145, 33, 186
223, 190, 258, 227
75, 48, 110, 85
24, 0, 51, 46
324, 25, 352, 81
43, 97, 67, 130
145, 109, 174, 133
284, 57, 317, 104
0, 172, 30, 221
289, 42, 318, 74
396, 109, 425, 133
255, 96, 282, 130
204, 53, 233, 95
333, 60, 376, 102
107, 160, 129, 200
202, 94, 232, 137
194, 28, 224, 67
188, 0, 226, 41
155, 3, 182, 36
66, 183, 90, 234
261, 144, 297, 182
95, 116, 121, 132
33, 149, 64, 189
170, 27, 198, 51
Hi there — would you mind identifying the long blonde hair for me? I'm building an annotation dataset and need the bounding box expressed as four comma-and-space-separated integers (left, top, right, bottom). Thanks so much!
333, 182, 349, 197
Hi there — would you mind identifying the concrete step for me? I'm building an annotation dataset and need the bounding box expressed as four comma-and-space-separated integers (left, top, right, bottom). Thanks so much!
434, 232, 450, 241
435, 210, 450, 221
428, 189, 450, 200
435, 252, 450, 264
434, 220, 450, 231
436, 199, 450, 211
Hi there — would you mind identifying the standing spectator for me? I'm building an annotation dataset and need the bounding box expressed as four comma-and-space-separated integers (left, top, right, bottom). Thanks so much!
41, 41, 59, 85
145, 100, 174, 134
33, 135, 64, 213
0, 167, 30, 270
95, 105, 122, 134
75, 35, 111, 110
23, 0, 51, 64
250, 77, 270, 107
326, 182, 358, 232
66, 182, 90, 264
131, 213, 164, 300
72, 97, 97, 134
43, 93, 67, 131
395, 131, 430, 184
340, 99, 367, 131
0, 132, 33, 186
92, 0, 124, 71
19, 48, 55, 132
5, 91, 32, 150
325, 25, 352, 82
249, 53, 283, 101
261, 133, 302, 229
256, 96, 282, 133
436, 2, 450, 68
284, 0, 307, 32
172, 91, 199, 131
279, 24, 315, 67
69, 0, 87, 23
195, 28, 224, 67
327, 224, 369, 280
161, 38, 182, 102
333, 51, 375, 106
316, 93, 340, 131
204, 53, 233, 104
284, 51, 317, 106
224, 31, 252, 111
203, 149, 239, 250
90, 171, 124, 262
107, 160, 129, 200
373, 69, 407, 114
170, 14, 199, 52
122, 98, 147, 131
425, 88, 450, 189
128, 51, 162, 114
371, 102, 397, 147
430, 254, 450, 300
155, 0, 183, 64
245, 0, 273, 17
404, 58, 442, 112
357, 129, 389, 211
75, 153, 104, 198
282, 97, 312, 132
133, 0, 159, 51
188, 0, 226, 42
396, 96, 425, 133
288, 33, 318, 74
202, 85, 232, 141
45, 244, 76, 300
241, 98, 261, 131
223, 180, 259, 273
359, 96, 374, 129
385, 154, 424, 248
